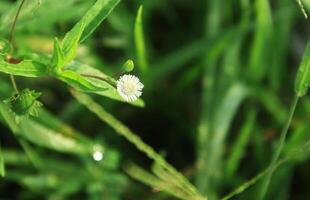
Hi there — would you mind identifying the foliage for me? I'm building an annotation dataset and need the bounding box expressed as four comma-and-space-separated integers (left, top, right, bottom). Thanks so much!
0, 0, 309, 200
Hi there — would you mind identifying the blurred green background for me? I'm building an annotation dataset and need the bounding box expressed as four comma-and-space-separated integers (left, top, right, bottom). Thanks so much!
0, 0, 310, 199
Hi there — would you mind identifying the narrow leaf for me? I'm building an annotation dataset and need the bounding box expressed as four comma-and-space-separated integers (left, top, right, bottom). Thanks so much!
58, 70, 107, 92
0, 101, 90, 154
64, 61, 145, 107
80, 0, 121, 42
294, 38, 310, 97
134, 6, 148, 74
51, 38, 65, 73
62, 21, 86, 64
0, 59, 47, 77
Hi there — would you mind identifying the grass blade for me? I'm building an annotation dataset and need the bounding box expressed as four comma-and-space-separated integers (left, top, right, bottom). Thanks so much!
258, 95, 299, 200
226, 110, 256, 176
222, 140, 310, 200
71, 90, 207, 200
0, 101, 91, 154
80, 0, 120, 42
134, 6, 148, 75
294, 38, 310, 97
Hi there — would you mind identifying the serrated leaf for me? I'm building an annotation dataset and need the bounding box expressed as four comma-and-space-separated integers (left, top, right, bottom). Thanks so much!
295, 38, 310, 97
0, 59, 48, 77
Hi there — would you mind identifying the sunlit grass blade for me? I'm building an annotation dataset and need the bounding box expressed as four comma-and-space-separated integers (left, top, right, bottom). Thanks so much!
296, 0, 308, 19
79, 0, 120, 42
247, 0, 272, 82
0, 101, 91, 154
71, 90, 207, 200
134, 5, 148, 75
126, 163, 197, 200
197, 83, 248, 194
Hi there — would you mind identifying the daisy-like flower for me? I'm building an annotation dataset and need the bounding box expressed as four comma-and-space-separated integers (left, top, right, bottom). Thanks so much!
117, 74, 144, 102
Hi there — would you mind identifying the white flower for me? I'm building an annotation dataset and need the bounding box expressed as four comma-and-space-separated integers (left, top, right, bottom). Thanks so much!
117, 74, 144, 102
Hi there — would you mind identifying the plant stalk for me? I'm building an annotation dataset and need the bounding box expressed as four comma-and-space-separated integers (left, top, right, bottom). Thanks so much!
258, 95, 299, 200
8, 0, 26, 94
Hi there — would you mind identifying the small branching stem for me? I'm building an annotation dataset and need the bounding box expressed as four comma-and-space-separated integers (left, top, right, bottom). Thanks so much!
258, 95, 299, 199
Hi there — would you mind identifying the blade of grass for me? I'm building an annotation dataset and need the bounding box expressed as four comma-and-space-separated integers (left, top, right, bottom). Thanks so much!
258, 95, 299, 200
222, 140, 310, 200
247, 0, 272, 82
79, 0, 120, 42
134, 6, 148, 75
0, 101, 91, 154
296, 0, 308, 19
71, 90, 207, 200
226, 109, 256, 177
197, 83, 248, 194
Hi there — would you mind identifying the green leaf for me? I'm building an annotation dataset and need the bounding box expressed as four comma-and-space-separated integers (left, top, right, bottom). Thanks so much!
71, 91, 205, 200
0, 142, 5, 177
64, 61, 145, 107
57, 70, 107, 92
0, 59, 48, 77
294, 38, 310, 97
79, 0, 121, 42
0, 101, 90, 154
134, 5, 148, 74
53, 0, 120, 66
19, 120, 89, 154
62, 21, 86, 64
51, 38, 65, 73
226, 110, 256, 176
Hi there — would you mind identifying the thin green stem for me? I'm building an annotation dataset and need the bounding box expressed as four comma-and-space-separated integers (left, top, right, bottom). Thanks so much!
258, 95, 299, 200
9, 0, 26, 44
8, 0, 26, 94
71, 90, 207, 200
10, 74, 19, 93
221, 140, 310, 200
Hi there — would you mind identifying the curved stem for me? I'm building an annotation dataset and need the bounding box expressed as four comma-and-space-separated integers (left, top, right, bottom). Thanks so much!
9, 0, 26, 44
10, 75, 19, 93
8, 0, 26, 94
258, 95, 299, 200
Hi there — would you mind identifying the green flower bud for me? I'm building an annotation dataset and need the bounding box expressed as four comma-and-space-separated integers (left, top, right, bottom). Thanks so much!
122, 60, 134, 72
8, 89, 42, 117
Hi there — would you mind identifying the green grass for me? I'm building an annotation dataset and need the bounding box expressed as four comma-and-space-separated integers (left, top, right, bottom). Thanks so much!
0, 0, 309, 199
